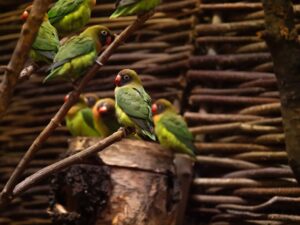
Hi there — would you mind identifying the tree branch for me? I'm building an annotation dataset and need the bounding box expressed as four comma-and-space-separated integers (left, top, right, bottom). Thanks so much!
13, 129, 127, 199
0, 128, 129, 208
0, 11, 153, 205
262, 0, 300, 182
0, 0, 52, 117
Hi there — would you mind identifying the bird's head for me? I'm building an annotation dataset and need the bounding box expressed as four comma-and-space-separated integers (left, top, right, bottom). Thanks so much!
84, 25, 115, 47
65, 94, 96, 116
152, 99, 178, 115
81, 93, 98, 108
114, 69, 142, 87
93, 98, 116, 119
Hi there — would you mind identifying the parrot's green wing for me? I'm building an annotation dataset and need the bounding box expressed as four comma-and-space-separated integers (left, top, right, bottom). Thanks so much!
48, 0, 85, 24
116, 87, 155, 138
111, 0, 160, 18
116, 0, 139, 7
160, 113, 196, 153
81, 108, 96, 130
50, 36, 95, 70
32, 20, 59, 61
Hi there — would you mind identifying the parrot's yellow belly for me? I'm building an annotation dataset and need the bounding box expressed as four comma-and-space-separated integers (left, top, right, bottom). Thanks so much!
155, 125, 188, 153
58, 51, 97, 78
115, 104, 135, 128
115, 104, 142, 139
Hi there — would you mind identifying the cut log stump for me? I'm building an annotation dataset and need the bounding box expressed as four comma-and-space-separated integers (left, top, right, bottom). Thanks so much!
49, 138, 179, 225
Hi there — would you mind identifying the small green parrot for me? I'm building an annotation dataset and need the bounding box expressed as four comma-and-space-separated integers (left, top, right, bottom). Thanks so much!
152, 99, 196, 157
44, 25, 114, 82
21, 6, 60, 64
48, 0, 96, 35
114, 69, 156, 141
92, 98, 120, 137
110, 0, 160, 18
65, 93, 100, 137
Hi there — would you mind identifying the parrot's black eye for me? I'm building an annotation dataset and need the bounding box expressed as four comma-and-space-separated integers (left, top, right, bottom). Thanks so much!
123, 74, 130, 81
101, 30, 108, 36
158, 104, 165, 113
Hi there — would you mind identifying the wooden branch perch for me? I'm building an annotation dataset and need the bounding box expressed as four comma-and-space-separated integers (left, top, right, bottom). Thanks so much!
12, 128, 127, 200
0, 11, 154, 205
0, 0, 52, 117
262, 0, 300, 182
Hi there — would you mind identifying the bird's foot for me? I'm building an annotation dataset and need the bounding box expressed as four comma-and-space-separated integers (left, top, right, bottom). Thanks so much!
120, 127, 136, 137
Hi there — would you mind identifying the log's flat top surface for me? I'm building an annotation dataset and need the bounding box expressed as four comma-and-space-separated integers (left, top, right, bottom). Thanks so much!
69, 137, 175, 174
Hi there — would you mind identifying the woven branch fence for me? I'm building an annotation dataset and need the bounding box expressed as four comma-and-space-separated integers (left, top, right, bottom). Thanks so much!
1, 0, 299, 224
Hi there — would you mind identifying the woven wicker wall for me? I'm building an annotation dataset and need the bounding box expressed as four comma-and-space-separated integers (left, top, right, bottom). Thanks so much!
0, 0, 300, 225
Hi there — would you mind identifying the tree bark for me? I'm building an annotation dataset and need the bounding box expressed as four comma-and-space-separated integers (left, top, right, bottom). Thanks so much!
49, 138, 179, 225
174, 155, 194, 225
262, 0, 300, 182
0, 0, 52, 116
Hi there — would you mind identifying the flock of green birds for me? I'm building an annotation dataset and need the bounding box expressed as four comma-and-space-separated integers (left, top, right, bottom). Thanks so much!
21, 0, 196, 158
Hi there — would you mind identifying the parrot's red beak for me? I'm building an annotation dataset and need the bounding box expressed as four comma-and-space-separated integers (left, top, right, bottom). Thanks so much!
21, 10, 29, 21
115, 74, 121, 86
151, 104, 158, 115
98, 105, 107, 114
106, 35, 113, 46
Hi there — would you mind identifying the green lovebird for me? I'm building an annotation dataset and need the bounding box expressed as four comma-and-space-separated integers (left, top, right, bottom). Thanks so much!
65, 93, 100, 137
21, 7, 59, 64
114, 69, 156, 141
110, 0, 160, 18
48, 0, 96, 35
152, 99, 196, 157
44, 25, 114, 82
92, 98, 120, 137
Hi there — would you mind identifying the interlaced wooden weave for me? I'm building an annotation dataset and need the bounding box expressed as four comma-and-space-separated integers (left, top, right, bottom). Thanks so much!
1, 0, 299, 224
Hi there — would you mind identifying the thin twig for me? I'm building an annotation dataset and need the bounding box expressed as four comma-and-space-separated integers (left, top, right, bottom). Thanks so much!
0, 0, 52, 116
217, 196, 300, 212
0, 11, 154, 205
12, 128, 127, 200
195, 156, 261, 170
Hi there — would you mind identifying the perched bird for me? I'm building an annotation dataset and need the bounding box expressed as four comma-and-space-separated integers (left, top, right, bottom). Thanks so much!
81, 93, 99, 108
65, 94, 100, 137
44, 25, 114, 82
92, 98, 120, 137
114, 69, 156, 141
152, 99, 196, 157
48, 0, 96, 35
110, 0, 160, 18
21, 6, 60, 64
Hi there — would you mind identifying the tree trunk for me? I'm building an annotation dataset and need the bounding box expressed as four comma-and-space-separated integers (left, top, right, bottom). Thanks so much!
49, 138, 179, 225
262, 0, 300, 182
